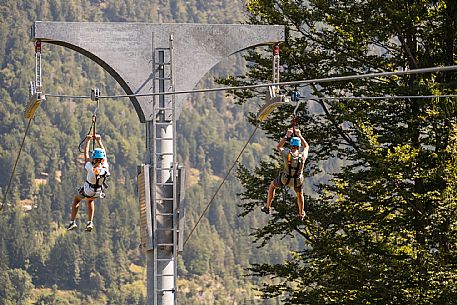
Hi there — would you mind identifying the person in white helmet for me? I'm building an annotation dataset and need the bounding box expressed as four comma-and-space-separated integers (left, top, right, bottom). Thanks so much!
67, 134, 110, 232
261, 128, 309, 220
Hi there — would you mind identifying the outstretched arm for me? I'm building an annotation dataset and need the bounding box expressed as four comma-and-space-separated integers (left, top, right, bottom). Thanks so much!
84, 135, 92, 163
95, 134, 105, 151
296, 129, 308, 148
277, 129, 293, 151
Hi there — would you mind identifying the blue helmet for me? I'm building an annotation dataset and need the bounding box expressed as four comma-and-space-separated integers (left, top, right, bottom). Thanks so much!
92, 148, 106, 159
290, 137, 301, 147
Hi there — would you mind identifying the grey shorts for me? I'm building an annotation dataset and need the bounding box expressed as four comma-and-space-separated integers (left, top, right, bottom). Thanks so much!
78, 182, 104, 199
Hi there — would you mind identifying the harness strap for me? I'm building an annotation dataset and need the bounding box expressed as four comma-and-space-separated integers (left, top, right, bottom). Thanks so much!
87, 166, 109, 190
92, 114, 96, 152
285, 152, 302, 188
96, 174, 108, 188
86, 180, 102, 190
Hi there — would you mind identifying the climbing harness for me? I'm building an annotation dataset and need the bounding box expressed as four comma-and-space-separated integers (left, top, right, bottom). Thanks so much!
283, 151, 304, 189
82, 167, 110, 199
277, 88, 303, 212
257, 44, 291, 122
80, 89, 110, 199
88, 169, 109, 190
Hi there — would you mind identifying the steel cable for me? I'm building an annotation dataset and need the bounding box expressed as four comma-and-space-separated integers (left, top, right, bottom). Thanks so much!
183, 125, 259, 247
1, 118, 33, 212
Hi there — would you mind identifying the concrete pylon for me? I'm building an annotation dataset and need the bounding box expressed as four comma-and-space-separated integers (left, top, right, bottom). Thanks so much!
32, 22, 284, 305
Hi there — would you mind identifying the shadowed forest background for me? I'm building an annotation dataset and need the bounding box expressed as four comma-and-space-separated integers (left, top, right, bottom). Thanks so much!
0, 1, 296, 304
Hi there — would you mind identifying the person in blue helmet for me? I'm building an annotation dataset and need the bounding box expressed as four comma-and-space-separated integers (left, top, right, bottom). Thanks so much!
67, 134, 110, 231
261, 128, 309, 220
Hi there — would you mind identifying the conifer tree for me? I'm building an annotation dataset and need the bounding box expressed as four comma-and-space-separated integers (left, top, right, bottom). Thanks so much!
78, 234, 98, 293
226, 0, 457, 303
7, 209, 30, 270
46, 235, 81, 289
7, 268, 34, 305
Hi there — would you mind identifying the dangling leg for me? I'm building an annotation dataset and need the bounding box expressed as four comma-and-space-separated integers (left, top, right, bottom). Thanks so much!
262, 175, 284, 214
295, 190, 305, 220
262, 181, 277, 214
67, 194, 83, 230
85, 198, 95, 232
70, 195, 82, 221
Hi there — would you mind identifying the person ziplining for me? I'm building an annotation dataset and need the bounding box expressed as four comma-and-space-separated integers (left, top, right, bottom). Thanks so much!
261, 129, 309, 220
67, 89, 110, 232
256, 44, 309, 221
67, 133, 110, 231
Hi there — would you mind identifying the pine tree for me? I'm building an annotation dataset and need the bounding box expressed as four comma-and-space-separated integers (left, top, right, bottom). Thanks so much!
7, 268, 34, 305
225, 0, 457, 303
46, 234, 81, 289
95, 245, 116, 288
7, 208, 30, 270
0, 271, 14, 305
78, 234, 98, 293
0, 225, 10, 270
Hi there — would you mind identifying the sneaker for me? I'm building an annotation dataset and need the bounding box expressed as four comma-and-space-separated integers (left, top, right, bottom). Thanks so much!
298, 213, 306, 221
261, 206, 270, 214
67, 221, 77, 231
85, 221, 94, 232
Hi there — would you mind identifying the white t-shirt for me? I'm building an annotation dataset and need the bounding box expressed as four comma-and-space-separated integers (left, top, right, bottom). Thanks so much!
85, 160, 110, 185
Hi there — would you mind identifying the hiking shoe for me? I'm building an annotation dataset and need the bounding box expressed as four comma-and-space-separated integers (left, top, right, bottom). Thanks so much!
85, 221, 94, 232
261, 206, 271, 214
67, 221, 77, 231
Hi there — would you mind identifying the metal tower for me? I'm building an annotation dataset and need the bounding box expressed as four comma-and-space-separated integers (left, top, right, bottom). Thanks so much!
31, 21, 284, 305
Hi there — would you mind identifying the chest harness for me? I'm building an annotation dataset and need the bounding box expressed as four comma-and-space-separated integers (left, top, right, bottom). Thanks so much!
284, 152, 303, 188
86, 165, 110, 191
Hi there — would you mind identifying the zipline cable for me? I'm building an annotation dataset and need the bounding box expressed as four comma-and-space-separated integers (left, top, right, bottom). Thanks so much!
300, 94, 457, 101
1, 118, 33, 212
183, 124, 259, 247
43, 65, 457, 100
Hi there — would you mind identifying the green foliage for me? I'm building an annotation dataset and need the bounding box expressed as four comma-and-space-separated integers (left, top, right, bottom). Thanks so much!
0, 268, 34, 305
7, 268, 34, 305
0, 271, 15, 305
46, 234, 82, 289
0, 0, 298, 304
225, 0, 457, 304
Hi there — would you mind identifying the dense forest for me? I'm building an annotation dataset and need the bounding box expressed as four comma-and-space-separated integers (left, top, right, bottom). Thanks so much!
0, 1, 296, 304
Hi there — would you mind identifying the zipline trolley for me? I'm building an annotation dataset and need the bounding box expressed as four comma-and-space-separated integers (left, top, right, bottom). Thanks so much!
25, 41, 46, 119
257, 44, 291, 122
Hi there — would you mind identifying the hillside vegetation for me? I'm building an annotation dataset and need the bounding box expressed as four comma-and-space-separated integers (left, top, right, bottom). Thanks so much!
0, 1, 292, 304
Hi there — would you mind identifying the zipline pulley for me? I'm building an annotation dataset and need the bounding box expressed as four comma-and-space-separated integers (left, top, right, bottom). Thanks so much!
290, 87, 301, 103
25, 40, 46, 119
257, 44, 291, 122
91, 87, 100, 102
